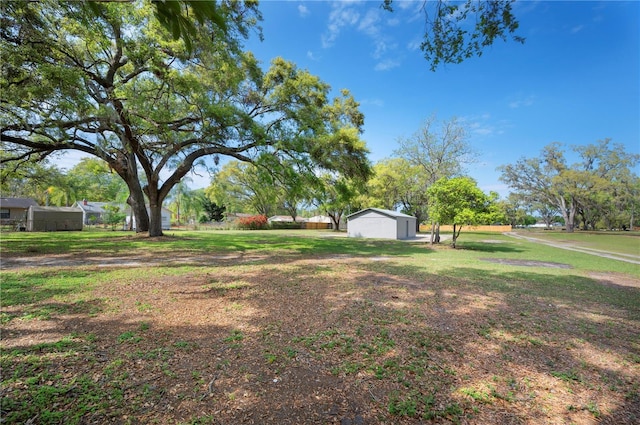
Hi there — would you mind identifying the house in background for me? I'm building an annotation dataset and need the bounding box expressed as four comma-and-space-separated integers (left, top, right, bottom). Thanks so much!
72, 200, 111, 225
347, 208, 417, 240
72, 200, 171, 230
125, 207, 172, 231
306, 215, 333, 230
26, 206, 83, 231
267, 215, 307, 223
0, 197, 39, 226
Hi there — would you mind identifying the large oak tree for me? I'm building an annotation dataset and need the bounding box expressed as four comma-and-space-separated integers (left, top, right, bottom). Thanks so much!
499, 140, 639, 232
1, 0, 369, 236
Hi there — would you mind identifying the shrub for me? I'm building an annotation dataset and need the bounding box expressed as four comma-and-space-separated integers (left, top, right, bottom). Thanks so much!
237, 215, 268, 230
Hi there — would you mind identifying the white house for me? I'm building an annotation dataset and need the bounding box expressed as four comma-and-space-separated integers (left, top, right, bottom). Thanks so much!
72, 200, 112, 224
347, 208, 417, 240
73, 200, 171, 230
126, 207, 172, 231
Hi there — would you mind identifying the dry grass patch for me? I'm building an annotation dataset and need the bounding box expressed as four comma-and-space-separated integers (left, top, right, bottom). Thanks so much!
2, 251, 639, 424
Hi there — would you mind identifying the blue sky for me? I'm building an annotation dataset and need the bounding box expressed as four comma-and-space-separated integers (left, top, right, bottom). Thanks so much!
58, 0, 639, 197
242, 0, 639, 196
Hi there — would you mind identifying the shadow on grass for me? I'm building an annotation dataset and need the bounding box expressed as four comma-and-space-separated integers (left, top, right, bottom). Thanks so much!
452, 241, 525, 253
0, 270, 96, 306
2, 240, 639, 424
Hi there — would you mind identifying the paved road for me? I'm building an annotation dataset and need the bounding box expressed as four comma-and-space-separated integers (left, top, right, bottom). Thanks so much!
503, 232, 640, 265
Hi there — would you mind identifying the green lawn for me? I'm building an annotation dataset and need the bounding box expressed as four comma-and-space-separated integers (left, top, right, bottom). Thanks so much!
1, 229, 639, 424
511, 228, 640, 257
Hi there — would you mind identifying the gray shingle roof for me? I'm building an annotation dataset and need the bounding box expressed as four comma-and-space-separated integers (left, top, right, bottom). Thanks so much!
0, 197, 39, 209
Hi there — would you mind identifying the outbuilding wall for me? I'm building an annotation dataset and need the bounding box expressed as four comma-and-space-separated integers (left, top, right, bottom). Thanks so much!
395, 216, 417, 239
27, 207, 83, 231
348, 210, 398, 239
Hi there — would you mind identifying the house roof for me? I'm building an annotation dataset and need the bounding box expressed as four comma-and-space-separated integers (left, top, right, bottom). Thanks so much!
73, 201, 113, 214
307, 215, 332, 223
0, 197, 39, 209
347, 208, 415, 220
268, 215, 307, 222
73, 202, 171, 214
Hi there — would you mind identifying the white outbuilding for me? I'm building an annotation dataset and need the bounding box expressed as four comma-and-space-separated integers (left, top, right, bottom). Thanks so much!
347, 208, 417, 240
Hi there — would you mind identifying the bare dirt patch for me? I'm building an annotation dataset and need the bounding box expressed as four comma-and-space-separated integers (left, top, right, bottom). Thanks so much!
2, 252, 639, 424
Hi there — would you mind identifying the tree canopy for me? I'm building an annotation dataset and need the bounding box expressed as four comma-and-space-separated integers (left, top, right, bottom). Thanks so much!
499, 140, 639, 232
383, 0, 524, 71
1, 0, 370, 236
427, 176, 502, 247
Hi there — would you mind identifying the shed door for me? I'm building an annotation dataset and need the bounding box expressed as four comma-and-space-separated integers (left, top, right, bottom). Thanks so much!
406, 220, 409, 238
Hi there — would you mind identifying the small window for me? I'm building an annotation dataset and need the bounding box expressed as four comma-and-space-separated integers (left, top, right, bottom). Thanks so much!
0, 208, 10, 219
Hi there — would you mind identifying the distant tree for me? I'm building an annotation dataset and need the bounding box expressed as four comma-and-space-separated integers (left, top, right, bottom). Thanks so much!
314, 174, 366, 231
206, 161, 281, 217
499, 140, 639, 232
383, 0, 524, 71
532, 202, 560, 229
499, 193, 536, 227
201, 197, 226, 222
67, 158, 128, 203
364, 159, 405, 211
0, 157, 64, 205
427, 177, 497, 248
102, 204, 126, 230
394, 114, 477, 236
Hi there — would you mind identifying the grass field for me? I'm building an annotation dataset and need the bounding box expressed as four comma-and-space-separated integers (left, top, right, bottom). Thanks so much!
1, 229, 639, 424
510, 229, 640, 257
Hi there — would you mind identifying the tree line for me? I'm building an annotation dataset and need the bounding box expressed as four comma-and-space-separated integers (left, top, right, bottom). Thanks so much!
3, 1, 636, 238
3, 117, 637, 239
1, 0, 528, 237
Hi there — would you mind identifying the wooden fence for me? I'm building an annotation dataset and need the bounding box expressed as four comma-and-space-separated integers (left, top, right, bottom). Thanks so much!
419, 224, 512, 233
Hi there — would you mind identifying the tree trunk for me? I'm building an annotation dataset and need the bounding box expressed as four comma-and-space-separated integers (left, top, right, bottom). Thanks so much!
414, 211, 422, 232
452, 223, 457, 248
566, 200, 577, 233
110, 152, 149, 233
328, 211, 342, 231
144, 184, 165, 237
557, 196, 575, 233
148, 203, 164, 237
127, 192, 149, 233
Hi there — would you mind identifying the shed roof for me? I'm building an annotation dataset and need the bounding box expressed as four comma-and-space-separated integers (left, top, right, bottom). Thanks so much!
30, 206, 83, 213
347, 208, 415, 220
0, 197, 39, 209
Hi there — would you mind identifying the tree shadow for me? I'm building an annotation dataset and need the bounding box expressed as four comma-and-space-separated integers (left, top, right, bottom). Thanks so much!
2, 240, 639, 424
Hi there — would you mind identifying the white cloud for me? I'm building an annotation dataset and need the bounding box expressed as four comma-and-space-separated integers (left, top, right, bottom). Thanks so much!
358, 8, 381, 36
386, 17, 400, 26
322, 1, 403, 69
508, 95, 535, 109
461, 114, 510, 138
321, 2, 361, 48
298, 4, 310, 17
361, 98, 385, 107
570, 24, 585, 34
407, 37, 422, 51
374, 59, 400, 71
306, 50, 320, 61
